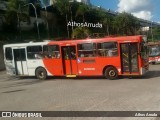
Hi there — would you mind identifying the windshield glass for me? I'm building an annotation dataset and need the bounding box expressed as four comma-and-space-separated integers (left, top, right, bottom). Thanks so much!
149, 45, 160, 57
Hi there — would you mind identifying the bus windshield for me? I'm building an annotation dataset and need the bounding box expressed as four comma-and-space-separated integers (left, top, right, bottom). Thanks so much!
149, 46, 160, 57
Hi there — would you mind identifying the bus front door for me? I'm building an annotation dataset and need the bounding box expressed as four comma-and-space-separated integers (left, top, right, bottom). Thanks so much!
120, 43, 139, 74
13, 48, 28, 75
62, 46, 77, 76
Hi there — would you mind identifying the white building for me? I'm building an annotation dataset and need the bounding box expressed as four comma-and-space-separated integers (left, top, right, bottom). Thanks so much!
40, 0, 90, 6
75, 0, 90, 5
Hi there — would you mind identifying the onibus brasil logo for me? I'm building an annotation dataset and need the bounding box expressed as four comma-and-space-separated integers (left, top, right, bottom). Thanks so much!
1, 112, 42, 118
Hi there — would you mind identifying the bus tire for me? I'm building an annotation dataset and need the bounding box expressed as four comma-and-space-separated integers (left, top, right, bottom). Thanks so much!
104, 67, 118, 80
35, 67, 47, 80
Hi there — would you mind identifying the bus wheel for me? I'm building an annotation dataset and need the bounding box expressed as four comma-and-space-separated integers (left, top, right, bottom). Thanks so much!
36, 68, 47, 80
105, 67, 118, 80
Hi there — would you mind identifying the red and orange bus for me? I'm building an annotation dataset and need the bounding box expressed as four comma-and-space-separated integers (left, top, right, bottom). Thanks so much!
148, 42, 160, 64
3, 35, 149, 80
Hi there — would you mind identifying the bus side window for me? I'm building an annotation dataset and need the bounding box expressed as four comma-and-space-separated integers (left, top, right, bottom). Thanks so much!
27, 46, 42, 59
78, 43, 96, 58
5, 47, 13, 60
43, 45, 60, 59
97, 42, 118, 57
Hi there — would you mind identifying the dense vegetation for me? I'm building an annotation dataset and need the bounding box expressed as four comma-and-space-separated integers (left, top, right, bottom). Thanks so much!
0, 0, 159, 43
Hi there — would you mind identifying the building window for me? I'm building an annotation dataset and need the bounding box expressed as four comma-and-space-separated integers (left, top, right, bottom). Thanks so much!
78, 43, 96, 57
97, 42, 118, 57
5, 47, 13, 60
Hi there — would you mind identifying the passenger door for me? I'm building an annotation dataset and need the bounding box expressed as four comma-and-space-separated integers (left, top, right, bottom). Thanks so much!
13, 48, 28, 75
61, 46, 77, 76
120, 43, 139, 74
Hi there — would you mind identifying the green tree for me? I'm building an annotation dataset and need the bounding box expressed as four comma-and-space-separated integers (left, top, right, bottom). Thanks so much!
76, 3, 89, 22
1, 0, 30, 42
4, 0, 19, 32
72, 27, 90, 39
55, 0, 70, 38
113, 12, 140, 35
103, 17, 113, 36
150, 27, 160, 41
98, 10, 113, 36
4, 0, 28, 31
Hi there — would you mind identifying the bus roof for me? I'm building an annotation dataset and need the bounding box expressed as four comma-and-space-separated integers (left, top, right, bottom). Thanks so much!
3, 35, 144, 48
3, 41, 49, 48
48, 35, 143, 45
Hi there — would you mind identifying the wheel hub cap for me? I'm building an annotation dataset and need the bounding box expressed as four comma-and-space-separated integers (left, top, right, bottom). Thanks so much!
109, 70, 115, 77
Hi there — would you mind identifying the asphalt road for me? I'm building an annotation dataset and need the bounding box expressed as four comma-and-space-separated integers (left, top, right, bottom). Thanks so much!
0, 65, 160, 120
